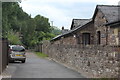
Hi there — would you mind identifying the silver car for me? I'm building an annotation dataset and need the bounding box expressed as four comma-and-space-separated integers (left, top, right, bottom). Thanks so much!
9, 45, 26, 63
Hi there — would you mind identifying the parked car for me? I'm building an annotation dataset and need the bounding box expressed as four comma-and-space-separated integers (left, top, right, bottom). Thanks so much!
9, 45, 26, 63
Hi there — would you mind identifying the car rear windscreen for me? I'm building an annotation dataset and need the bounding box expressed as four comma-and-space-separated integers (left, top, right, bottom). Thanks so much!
12, 46, 25, 52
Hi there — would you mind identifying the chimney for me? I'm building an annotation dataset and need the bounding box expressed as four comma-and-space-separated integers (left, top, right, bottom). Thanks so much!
62, 26, 64, 30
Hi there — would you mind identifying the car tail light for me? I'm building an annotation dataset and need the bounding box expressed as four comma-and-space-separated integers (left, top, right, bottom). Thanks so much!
9, 48, 12, 52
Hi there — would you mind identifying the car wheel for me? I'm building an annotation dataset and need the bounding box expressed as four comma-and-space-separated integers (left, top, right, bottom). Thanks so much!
9, 60, 14, 63
21, 60, 25, 63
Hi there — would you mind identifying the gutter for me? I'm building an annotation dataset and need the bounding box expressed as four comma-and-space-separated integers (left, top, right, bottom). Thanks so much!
105, 20, 120, 26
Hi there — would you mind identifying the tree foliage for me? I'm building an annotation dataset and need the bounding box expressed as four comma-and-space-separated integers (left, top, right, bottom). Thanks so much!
2, 2, 61, 48
7, 30, 22, 45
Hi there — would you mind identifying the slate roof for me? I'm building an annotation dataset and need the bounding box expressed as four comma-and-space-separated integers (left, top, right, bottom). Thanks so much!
93, 5, 120, 23
71, 19, 92, 30
51, 5, 120, 41
51, 19, 92, 41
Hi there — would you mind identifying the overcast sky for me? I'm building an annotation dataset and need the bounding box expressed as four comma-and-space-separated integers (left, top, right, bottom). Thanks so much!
20, 0, 120, 29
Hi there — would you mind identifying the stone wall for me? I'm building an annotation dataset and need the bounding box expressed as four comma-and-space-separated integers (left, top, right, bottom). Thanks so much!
94, 9, 108, 45
41, 7, 120, 78
107, 27, 120, 46
53, 36, 77, 45
76, 21, 95, 45
94, 9, 120, 46
42, 41, 120, 78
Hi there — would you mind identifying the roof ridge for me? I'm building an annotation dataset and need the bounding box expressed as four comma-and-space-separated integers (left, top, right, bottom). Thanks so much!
73, 19, 90, 20
97, 5, 120, 7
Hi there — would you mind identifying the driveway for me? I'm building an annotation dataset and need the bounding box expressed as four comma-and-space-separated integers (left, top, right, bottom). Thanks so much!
2, 52, 84, 78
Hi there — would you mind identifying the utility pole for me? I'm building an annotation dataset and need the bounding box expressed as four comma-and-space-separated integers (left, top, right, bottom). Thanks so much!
51, 21, 53, 27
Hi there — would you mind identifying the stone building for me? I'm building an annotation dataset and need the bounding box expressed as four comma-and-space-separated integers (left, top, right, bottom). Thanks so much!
51, 19, 93, 45
51, 5, 120, 46
106, 20, 120, 46
93, 5, 120, 46
42, 5, 120, 78
61, 26, 69, 34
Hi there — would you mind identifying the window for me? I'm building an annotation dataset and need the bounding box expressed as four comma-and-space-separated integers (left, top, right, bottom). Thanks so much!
77, 35, 81, 44
97, 31, 101, 44
82, 33, 90, 45
12, 46, 25, 52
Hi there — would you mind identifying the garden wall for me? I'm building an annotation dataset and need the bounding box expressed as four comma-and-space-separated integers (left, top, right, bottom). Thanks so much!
42, 41, 120, 78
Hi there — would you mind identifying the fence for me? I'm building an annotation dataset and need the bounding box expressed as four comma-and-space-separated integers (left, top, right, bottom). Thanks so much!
0, 38, 9, 75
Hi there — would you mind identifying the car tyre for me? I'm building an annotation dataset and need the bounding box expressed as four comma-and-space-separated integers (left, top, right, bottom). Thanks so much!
9, 60, 14, 63
21, 60, 25, 63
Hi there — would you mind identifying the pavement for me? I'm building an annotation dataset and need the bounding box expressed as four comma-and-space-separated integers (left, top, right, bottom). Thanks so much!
2, 52, 84, 78
0, 76, 1, 80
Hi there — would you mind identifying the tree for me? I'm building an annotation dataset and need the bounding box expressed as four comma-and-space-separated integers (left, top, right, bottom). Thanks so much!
34, 15, 51, 33
7, 30, 22, 45
51, 26, 61, 35
2, 2, 61, 48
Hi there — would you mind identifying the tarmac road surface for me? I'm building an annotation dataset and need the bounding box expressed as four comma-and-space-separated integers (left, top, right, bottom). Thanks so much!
3, 52, 84, 78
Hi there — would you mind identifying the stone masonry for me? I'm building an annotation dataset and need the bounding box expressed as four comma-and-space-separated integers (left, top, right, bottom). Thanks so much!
41, 5, 120, 78
42, 41, 120, 78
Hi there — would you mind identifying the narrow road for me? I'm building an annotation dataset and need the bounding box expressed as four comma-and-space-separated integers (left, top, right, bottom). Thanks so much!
4, 52, 84, 78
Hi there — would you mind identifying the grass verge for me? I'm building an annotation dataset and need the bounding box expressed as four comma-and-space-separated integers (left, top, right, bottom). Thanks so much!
35, 52, 48, 58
